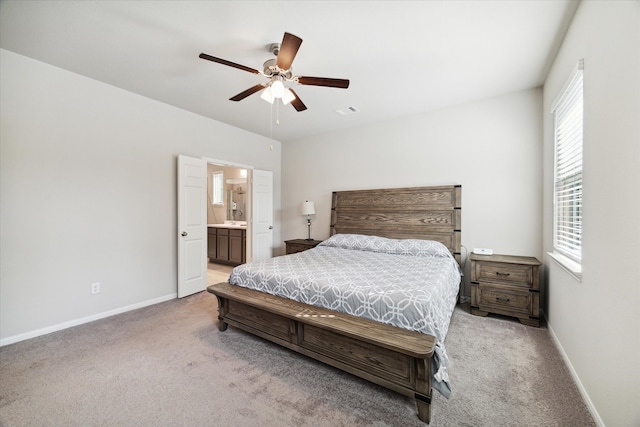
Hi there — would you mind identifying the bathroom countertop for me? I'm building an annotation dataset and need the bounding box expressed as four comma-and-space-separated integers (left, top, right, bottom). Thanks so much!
207, 223, 247, 229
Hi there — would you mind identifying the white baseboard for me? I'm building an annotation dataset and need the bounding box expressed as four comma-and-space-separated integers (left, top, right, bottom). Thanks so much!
545, 316, 605, 427
0, 293, 177, 347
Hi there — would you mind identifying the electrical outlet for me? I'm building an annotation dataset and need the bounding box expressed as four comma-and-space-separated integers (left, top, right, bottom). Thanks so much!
91, 282, 101, 294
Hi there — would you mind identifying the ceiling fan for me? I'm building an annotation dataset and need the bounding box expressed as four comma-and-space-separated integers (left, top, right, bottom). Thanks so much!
199, 32, 349, 112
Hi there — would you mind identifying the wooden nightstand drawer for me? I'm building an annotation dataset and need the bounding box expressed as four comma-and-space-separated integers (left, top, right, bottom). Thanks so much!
472, 284, 537, 318
285, 239, 322, 254
474, 261, 535, 288
287, 243, 311, 254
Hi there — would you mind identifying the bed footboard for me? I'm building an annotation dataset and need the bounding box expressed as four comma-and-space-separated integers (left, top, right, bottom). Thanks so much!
207, 282, 436, 424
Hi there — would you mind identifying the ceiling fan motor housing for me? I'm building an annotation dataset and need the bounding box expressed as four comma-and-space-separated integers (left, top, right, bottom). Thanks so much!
263, 58, 292, 79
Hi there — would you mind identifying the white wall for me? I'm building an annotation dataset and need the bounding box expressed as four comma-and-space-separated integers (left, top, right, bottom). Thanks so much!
282, 88, 543, 299
0, 50, 281, 344
542, 2, 640, 426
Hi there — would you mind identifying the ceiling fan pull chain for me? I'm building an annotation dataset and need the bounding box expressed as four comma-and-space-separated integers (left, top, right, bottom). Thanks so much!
270, 101, 273, 139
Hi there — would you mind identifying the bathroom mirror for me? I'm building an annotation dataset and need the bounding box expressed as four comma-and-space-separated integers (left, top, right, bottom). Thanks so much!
226, 186, 246, 222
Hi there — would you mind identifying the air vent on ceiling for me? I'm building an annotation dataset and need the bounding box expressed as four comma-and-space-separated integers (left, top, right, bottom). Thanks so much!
335, 106, 360, 116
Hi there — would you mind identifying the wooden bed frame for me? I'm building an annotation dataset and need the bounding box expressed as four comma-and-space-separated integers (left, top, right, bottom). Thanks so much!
207, 185, 462, 423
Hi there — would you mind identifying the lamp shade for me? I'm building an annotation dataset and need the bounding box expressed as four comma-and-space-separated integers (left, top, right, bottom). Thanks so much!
300, 201, 315, 216
260, 86, 275, 104
281, 88, 296, 105
271, 80, 285, 98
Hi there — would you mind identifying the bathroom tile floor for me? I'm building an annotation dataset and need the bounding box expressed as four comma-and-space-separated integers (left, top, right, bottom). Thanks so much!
207, 262, 234, 285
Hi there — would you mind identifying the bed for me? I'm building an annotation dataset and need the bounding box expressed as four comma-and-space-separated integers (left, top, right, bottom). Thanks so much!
207, 185, 462, 423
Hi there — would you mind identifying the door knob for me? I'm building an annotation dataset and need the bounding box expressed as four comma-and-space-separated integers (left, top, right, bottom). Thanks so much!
268, 226, 273, 229
181, 231, 188, 237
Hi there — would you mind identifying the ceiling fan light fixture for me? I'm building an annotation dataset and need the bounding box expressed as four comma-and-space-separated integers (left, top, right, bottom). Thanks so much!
260, 86, 275, 104
281, 88, 296, 105
271, 79, 285, 98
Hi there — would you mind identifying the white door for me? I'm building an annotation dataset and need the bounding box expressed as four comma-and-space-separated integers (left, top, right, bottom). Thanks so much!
252, 169, 273, 261
177, 155, 207, 298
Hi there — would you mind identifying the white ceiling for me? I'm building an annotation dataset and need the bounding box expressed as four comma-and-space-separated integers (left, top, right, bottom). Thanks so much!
0, 0, 579, 142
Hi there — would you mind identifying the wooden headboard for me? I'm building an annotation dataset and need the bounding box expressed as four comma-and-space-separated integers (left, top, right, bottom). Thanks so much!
330, 185, 462, 264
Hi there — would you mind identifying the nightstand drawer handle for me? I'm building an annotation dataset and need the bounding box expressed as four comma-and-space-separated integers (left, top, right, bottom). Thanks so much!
496, 272, 510, 277
496, 297, 511, 303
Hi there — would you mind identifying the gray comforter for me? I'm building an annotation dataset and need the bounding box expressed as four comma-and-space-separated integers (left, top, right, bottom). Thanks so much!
228, 234, 461, 397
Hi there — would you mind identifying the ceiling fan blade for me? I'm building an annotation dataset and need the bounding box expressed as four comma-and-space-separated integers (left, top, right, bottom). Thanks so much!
229, 84, 265, 101
288, 89, 307, 112
199, 53, 260, 75
297, 76, 350, 89
276, 32, 302, 71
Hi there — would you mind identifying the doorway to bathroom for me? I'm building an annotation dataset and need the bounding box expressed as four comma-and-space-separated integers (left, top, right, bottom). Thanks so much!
177, 155, 272, 298
206, 162, 249, 270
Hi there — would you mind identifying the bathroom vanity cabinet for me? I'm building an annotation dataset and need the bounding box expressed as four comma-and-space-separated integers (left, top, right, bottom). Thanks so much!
208, 226, 246, 266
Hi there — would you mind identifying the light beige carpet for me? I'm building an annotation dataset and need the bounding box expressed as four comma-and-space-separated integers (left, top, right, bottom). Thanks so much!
0, 291, 595, 426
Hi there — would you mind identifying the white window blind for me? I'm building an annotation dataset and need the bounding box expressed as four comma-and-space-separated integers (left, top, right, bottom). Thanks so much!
553, 62, 583, 262
212, 171, 223, 205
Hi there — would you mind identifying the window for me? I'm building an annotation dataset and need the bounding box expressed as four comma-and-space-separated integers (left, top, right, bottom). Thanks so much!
552, 60, 583, 264
212, 171, 223, 205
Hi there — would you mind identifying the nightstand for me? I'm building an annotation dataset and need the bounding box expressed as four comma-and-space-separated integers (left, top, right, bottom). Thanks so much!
470, 253, 542, 327
285, 239, 322, 254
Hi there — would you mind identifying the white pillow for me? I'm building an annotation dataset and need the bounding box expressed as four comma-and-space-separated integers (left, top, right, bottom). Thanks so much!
319, 233, 452, 257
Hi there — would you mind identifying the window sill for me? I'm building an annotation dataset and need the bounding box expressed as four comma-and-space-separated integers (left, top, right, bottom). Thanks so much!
547, 252, 582, 282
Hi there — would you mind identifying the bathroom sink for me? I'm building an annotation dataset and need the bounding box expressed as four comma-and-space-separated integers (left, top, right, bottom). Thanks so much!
208, 222, 247, 229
